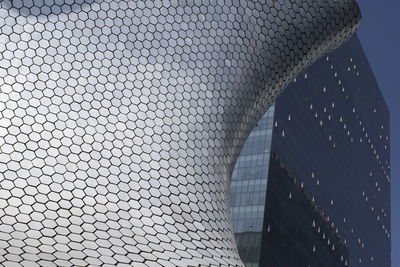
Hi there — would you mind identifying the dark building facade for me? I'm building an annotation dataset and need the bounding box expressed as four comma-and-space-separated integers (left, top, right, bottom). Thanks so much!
231, 35, 391, 267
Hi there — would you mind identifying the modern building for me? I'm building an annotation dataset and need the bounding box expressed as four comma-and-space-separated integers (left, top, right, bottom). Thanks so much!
0, 0, 362, 266
231, 35, 391, 267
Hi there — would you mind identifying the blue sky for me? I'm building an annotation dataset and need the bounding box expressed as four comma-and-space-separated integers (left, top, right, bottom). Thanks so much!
355, 1, 400, 265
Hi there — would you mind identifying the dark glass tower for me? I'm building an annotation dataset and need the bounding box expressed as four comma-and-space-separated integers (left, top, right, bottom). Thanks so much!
231, 35, 391, 267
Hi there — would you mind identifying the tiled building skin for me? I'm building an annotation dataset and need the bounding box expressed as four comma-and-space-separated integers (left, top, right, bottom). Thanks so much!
0, 0, 361, 266
232, 35, 391, 267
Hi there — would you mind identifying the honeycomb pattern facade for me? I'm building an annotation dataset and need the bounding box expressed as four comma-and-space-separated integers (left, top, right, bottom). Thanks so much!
0, 0, 360, 266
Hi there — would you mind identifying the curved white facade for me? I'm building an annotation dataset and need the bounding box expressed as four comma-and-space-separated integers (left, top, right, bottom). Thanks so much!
0, 0, 360, 266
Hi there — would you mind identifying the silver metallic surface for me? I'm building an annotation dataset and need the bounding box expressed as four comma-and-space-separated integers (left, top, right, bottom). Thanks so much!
0, 0, 360, 266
